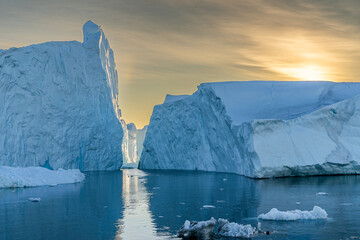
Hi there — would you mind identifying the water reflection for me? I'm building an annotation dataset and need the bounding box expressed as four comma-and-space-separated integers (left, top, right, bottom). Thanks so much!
116, 169, 169, 239
1, 170, 360, 239
142, 170, 261, 238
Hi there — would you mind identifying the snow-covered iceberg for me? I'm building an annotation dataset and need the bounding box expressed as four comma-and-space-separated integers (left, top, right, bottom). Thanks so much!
0, 21, 123, 170
0, 166, 85, 188
122, 123, 148, 168
139, 81, 360, 178
258, 206, 328, 221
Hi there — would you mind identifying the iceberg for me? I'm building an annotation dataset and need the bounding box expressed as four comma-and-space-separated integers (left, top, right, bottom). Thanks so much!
122, 123, 148, 168
0, 166, 85, 188
0, 21, 123, 170
258, 206, 328, 221
139, 81, 360, 178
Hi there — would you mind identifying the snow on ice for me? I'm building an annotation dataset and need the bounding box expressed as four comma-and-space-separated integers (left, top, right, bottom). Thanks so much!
258, 206, 328, 221
0, 166, 85, 188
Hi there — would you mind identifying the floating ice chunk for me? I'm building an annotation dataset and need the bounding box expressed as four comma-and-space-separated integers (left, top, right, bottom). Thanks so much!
0, 166, 85, 188
316, 192, 329, 195
258, 206, 328, 221
178, 217, 217, 238
296, 202, 301, 204
217, 218, 256, 238
28, 198, 41, 202
339, 203, 353, 206
202, 205, 216, 208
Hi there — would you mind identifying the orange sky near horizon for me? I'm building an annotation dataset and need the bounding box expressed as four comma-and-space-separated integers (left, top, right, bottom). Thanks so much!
1, 0, 360, 128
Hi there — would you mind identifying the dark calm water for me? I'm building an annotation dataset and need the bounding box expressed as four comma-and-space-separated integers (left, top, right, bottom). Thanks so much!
1, 169, 360, 240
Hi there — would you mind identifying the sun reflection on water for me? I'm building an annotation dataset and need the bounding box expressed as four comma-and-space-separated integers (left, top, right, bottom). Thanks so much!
115, 169, 169, 240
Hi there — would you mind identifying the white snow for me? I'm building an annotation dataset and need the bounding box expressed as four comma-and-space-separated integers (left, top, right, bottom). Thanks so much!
140, 81, 360, 178
0, 21, 123, 170
0, 166, 85, 188
258, 206, 328, 221
218, 218, 256, 238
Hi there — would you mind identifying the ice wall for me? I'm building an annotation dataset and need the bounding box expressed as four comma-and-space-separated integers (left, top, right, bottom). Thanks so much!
0, 21, 123, 171
140, 81, 360, 178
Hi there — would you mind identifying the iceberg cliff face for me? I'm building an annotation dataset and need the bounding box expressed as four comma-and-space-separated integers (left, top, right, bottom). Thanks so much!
139, 81, 360, 178
0, 21, 123, 171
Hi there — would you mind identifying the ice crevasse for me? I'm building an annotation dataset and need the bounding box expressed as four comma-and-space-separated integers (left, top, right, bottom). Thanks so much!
139, 81, 360, 178
0, 21, 124, 171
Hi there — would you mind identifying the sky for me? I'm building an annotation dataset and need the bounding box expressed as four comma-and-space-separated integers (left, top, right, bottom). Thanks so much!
1, 0, 360, 128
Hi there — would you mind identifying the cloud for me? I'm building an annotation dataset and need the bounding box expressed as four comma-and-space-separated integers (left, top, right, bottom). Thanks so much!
1, 0, 360, 126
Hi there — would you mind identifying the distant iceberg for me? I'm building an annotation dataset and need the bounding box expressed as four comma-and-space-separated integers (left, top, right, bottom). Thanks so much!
258, 206, 328, 221
0, 166, 85, 188
140, 81, 360, 178
121, 123, 148, 168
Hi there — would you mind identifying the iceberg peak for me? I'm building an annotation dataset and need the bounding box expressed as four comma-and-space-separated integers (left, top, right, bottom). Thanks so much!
83, 20, 102, 44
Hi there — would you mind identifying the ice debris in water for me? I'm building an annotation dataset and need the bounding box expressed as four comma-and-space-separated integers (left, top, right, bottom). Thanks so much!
28, 198, 41, 202
258, 206, 328, 221
178, 217, 217, 238
316, 192, 329, 195
202, 205, 216, 208
217, 218, 256, 238
178, 218, 259, 239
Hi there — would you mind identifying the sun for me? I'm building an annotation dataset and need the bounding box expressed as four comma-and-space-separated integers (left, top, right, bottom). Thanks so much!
276, 65, 328, 81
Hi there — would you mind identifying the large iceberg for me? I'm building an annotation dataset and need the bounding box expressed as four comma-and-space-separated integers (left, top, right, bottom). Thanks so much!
0, 21, 123, 170
139, 81, 360, 178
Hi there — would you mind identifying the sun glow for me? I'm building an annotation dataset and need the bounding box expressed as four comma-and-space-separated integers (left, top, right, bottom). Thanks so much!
276, 65, 328, 81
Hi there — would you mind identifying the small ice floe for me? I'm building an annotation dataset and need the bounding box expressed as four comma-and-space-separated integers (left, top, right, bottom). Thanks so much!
339, 203, 353, 206
296, 202, 301, 205
178, 217, 217, 239
223, 178, 227, 181
316, 192, 329, 196
152, 187, 160, 190
28, 198, 41, 202
202, 205, 216, 208
258, 206, 327, 221
177, 215, 182, 218
217, 200, 226, 203
179, 202, 186, 205
158, 216, 164, 218
217, 218, 256, 238
178, 218, 262, 239
219, 188, 224, 191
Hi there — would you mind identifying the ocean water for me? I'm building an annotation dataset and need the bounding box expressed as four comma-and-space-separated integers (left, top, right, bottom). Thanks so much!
1, 169, 359, 239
